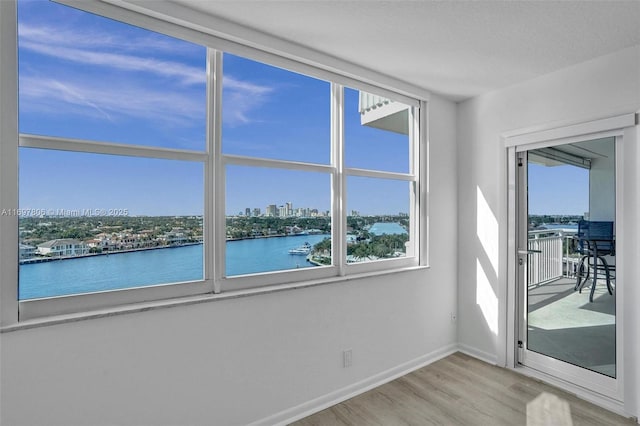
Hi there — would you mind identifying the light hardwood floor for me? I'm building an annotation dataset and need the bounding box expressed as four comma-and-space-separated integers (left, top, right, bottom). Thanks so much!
291, 352, 635, 426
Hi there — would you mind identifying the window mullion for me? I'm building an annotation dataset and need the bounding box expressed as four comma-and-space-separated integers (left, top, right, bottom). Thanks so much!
344, 168, 415, 181
212, 49, 224, 291
205, 48, 218, 293
223, 154, 334, 174
332, 83, 346, 275
408, 106, 418, 259
19, 134, 208, 162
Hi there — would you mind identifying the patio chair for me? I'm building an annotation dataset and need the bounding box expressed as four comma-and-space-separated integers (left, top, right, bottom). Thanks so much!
574, 220, 615, 302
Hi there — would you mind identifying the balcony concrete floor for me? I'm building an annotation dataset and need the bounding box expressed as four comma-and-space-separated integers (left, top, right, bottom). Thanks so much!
527, 277, 616, 377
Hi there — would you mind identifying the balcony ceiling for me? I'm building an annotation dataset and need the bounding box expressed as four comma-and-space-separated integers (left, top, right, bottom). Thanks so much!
529, 137, 614, 169
165, 0, 640, 101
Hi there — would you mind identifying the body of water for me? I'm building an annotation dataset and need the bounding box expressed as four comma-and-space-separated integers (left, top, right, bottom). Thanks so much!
368, 222, 407, 235
226, 234, 329, 276
19, 234, 330, 300
538, 224, 578, 231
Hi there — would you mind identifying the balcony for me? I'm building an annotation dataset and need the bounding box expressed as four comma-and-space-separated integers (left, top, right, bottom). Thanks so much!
359, 92, 409, 135
526, 227, 616, 377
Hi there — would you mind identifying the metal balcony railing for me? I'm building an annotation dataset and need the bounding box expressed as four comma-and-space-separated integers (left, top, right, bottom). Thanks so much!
527, 230, 580, 287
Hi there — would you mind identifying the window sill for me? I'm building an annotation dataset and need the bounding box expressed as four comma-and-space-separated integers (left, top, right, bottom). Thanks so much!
1, 265, 428, 333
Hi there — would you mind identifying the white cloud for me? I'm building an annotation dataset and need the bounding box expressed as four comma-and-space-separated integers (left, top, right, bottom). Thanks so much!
18, 22, 275, 128
223, 75, 274, 126
20, 75, 204, 127
19, 22, 201, 56
19, 23, 205, 85
20, 40, 205, 86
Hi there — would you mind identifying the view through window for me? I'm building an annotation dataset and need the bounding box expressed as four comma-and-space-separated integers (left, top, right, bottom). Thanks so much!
17, 0, 206, 299
15, 0, 421, 303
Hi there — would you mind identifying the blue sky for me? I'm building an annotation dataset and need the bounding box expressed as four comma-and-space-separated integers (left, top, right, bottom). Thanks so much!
528, 163, 589, 216
18, 0, 410, 217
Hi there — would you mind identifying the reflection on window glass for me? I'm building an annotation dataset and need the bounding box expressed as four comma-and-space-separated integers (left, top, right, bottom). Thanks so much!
222, 53, 330, 164
18, 149, 204, 300
346, 176, 411, 263
345, 88, 410, 173
225, 165, 331, 276
18, 0, 206, 150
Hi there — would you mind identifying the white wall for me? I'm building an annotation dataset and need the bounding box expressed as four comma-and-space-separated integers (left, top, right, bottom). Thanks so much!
457, 45, 640, 417
587, 138, 616, 221
0, 97, 457, 426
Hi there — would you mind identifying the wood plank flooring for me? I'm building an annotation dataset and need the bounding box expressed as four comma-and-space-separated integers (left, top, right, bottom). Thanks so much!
291, 352, 635, 426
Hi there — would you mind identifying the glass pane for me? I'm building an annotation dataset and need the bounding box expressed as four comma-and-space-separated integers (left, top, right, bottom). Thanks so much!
346, 176, 412, 263
226, 166, 331, 276
18, 1, 206, 150
345, 88, 411, 173
18, 148, 204, 299
526, 137, 616, 378
222, 53, 330, 164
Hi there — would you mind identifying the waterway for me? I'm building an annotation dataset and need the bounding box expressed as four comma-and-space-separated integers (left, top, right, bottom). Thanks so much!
18, 234, 330, 300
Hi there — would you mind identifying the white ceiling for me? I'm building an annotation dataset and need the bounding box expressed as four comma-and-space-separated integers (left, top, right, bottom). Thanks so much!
170, 0, 640, 101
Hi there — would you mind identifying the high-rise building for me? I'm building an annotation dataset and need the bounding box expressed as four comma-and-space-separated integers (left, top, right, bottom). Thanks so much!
266, 204, 277, 217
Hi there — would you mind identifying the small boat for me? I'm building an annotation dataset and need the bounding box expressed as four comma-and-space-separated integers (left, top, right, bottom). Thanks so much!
288, 242, 312, 255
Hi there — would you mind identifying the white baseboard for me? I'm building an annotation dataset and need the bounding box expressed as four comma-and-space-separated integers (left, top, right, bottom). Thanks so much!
248, 343, 458, 426
457, 343, 498, 365
251, 344, 637, 426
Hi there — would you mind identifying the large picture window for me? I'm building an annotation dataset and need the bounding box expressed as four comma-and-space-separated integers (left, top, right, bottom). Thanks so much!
16, 0, 208, 307
4, 0, 425, 320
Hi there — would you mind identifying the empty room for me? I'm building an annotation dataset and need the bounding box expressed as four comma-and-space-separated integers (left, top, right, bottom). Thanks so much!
1, 1, 639, 425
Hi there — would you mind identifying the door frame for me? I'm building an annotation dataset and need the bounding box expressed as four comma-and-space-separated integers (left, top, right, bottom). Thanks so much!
504, 113, 636, 406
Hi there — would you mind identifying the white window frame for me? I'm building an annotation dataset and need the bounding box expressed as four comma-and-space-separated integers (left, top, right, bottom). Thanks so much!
218, 80, 422, 291
17, 135, 216, 320
0, 0, 429, 325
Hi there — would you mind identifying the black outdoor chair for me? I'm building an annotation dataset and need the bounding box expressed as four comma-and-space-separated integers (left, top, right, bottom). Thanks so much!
574, 220, 615, 302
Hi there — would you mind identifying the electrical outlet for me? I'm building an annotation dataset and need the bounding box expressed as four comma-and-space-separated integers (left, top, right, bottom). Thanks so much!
343, 349, 352, 368
451, 312, 457, 322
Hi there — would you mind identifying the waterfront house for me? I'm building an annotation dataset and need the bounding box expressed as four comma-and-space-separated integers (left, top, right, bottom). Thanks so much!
36, 239, 89, 257
1, 2, 639, 426
85, 237, 117, 252
18, 244, 36, 260
84, 238, 103, 252
162, 228, 189, 246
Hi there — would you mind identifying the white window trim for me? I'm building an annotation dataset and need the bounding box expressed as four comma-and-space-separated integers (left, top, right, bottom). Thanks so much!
1, 0, 430, 325
0, 0, 20, 327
